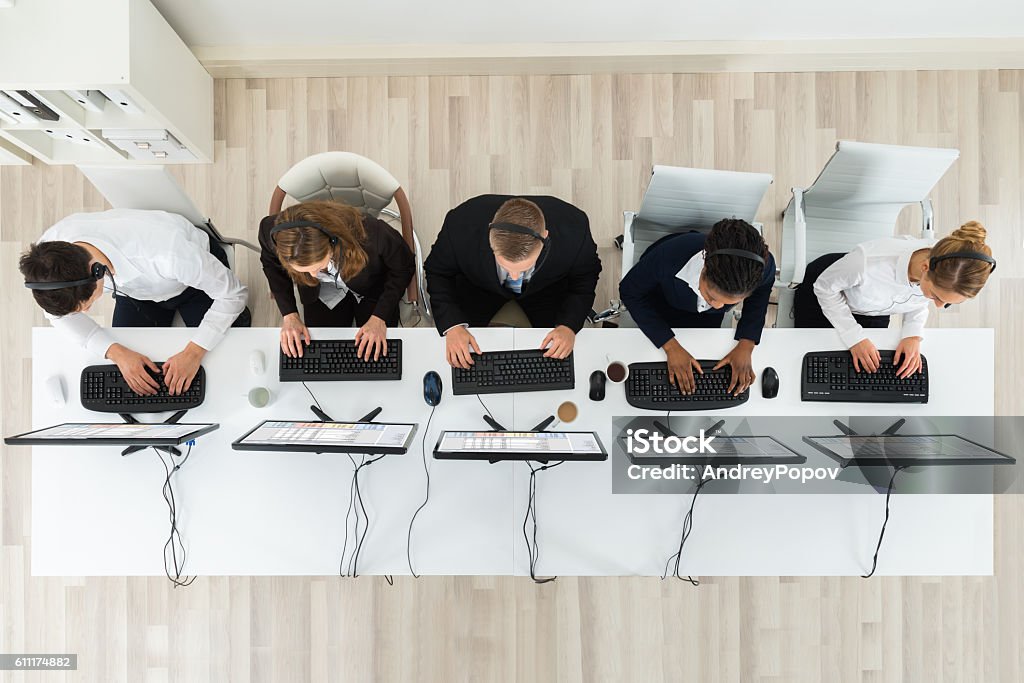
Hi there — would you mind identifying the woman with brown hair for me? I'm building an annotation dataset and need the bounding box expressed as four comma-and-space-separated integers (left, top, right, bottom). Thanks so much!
794, 221, 996, 377
258, 200, 415, 359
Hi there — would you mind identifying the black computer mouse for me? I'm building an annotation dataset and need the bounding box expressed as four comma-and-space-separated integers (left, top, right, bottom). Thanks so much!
761, 366, 779, 399
423, 371, 443, 406
589, 370, 606, 401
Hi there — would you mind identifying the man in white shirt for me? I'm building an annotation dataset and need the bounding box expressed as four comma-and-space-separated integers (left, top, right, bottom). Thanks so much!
19, 209, 250, 396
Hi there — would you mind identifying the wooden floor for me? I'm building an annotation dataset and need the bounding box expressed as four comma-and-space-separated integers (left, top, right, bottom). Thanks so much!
1, 70, 1023, 682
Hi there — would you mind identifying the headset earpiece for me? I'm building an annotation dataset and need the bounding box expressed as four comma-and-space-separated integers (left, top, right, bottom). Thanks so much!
269, 220, 339, 247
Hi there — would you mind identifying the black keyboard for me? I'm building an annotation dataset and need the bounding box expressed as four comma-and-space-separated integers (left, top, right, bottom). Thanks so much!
451, 349, 574, 395
279, 339, 402, 382
625, 361, 749, 411
80, 363, 206, 413
801, 350, 929, 403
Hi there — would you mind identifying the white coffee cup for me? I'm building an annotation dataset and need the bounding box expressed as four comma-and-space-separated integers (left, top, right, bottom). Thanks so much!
248, 387, 272, 408
606, 361, 629, 383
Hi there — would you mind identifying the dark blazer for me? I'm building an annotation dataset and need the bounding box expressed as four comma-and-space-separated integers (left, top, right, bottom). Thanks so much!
423, 194, 602, 334
619, 231, 776, 348
258, 213, 415, 321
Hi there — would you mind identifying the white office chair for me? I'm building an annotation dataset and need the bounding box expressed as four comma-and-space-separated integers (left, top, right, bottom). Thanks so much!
269, 151, 429, 324
79, 165, 259, 270
79, 165, 257, 327
774, 140, 960, 326
618, 164, 774, 328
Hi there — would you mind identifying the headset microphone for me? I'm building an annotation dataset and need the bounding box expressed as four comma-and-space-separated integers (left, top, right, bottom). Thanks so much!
24, 262, 108, 291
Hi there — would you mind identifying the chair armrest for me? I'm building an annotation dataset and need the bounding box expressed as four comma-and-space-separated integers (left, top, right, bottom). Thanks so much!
790, 187, 807, 286
921, 198, 935, 240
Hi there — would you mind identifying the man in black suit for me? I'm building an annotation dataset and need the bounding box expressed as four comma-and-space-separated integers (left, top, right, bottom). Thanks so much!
424, 195, 602, 368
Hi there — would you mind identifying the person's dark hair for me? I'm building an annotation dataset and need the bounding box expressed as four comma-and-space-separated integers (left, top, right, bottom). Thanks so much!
702, 218, 768, 297
18, 241, 97, 316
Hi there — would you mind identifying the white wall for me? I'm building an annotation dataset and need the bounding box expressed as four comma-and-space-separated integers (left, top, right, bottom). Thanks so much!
151, 0, 1024, 47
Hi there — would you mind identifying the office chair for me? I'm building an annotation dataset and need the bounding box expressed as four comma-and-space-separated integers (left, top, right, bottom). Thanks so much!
775, 140, 960, 326
79, 165, 257, 326
269, 151, 429, 325
618, 164, 774, 328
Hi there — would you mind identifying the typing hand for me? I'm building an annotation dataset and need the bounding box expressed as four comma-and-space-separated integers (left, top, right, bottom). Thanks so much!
280, 313, 311, 358
163, 342, 206, 396
713, 339, 756, 396
540, 325, 575, 359
893, 336, 923, 379
355, 315, 388, 361
850, 338, 881, 373
662, 338, 702, 395
445, 326, 481, 369
106, 343, 161, 396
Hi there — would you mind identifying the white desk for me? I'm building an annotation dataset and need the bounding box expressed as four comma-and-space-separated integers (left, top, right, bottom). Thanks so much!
510, 328, 994, 576
26, 326, 994, 577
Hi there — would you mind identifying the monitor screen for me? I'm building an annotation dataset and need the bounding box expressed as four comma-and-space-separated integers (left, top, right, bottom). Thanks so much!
232, 421, 417, 454
434, 431, 606, 462
623, 434, 806, 466
803, 434, 1017, 467
4, 422, 218, 446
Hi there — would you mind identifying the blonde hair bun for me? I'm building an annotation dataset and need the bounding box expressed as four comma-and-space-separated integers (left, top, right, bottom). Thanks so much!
951, 220, 987, 244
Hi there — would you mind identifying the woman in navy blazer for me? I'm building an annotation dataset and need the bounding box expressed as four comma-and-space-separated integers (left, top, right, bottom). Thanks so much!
619, 219, 776, 396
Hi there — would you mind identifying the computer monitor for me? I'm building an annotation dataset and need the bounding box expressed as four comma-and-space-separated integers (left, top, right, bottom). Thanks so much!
433, 431, 607, 462
4, 422, 218, 446
803, 434, 1017, 468
623, 434, 806, 467
232, 420, 417, 454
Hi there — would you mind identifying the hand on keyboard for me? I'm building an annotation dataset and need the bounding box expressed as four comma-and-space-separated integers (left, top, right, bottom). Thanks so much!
106, 343, 160, 396
163, 342, 206, 395
540, 325, 575, 359
280, 313, 312, 358
850, 338, 881, 373
355, 315, 388, 361
712, 340, 756, 396
663, 339, 703, 395
446, 326, 481, 369
893, 337, 924, 379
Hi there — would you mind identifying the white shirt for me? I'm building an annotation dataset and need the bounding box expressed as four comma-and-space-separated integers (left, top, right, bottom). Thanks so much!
674, 252, 712, 312
38, 209, 249, 358
813, 236, 934, 348
315, 260, 362, 309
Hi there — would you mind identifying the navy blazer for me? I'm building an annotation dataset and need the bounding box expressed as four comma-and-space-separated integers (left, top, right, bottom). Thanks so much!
619, 232, 776, 348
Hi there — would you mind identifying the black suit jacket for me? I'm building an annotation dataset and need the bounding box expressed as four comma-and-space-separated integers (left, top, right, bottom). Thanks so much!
424, 195, 602, 334
619, 231, 776, 348
258, 213, 415, 320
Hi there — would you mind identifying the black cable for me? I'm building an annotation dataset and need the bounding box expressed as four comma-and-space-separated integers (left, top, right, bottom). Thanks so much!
476, 394, 496, 423
153, 444, 196, 588
662, 475, 710, 586
337, 454, 385, 577
339, 455, 359, 576
406, 405, 437, 578
302, 382, 325, 414
523, 460, 565, 584
862, 466, 904, 579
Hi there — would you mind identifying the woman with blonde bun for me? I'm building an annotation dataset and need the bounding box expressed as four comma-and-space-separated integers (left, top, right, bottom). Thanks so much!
794, 221, 996, 378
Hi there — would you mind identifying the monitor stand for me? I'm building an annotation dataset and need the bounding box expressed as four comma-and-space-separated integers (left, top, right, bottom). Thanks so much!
479, 413, 556, 464
119, 409, 188, 457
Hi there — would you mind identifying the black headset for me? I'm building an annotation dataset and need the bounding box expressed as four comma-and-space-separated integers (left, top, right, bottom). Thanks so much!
24, 262, 108, 291
269, 220, 339, 246
705, 247, 766, 266
929, 251, 996, 274
928, 250, 996, 308
488, 222, 548, 245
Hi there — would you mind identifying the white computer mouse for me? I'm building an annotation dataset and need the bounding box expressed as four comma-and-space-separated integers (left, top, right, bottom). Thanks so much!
250, 350, 266, 376
45, 375, 66, 408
